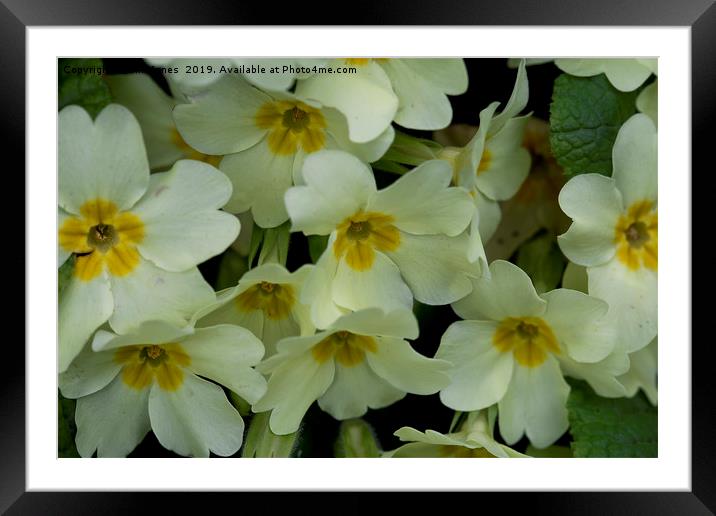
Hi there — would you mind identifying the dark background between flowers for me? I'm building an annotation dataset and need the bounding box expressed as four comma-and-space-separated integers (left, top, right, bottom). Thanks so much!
58, 57, 653, 458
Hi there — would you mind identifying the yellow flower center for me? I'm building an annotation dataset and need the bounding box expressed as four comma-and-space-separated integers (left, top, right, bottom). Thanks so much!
311, 330, 377, 367
254, 100, 326, 156
333, 211, 400, 271
476, 148, 492, 176
235, 281, 296, 320
59, 198, 145, 282
343, 58, 389, 66
114, 343, 191, 391
170, 128, 223, 167
493, 316, 560, 368
614, 200, 658, 271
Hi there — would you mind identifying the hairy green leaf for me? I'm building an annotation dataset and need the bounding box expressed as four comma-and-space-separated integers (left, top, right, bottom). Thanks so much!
334, 419, 382, 458
550, 74, 637, 177
567, 380, 657, 457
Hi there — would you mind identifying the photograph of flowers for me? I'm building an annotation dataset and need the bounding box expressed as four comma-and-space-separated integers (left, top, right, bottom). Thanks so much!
57, 57, 657, 459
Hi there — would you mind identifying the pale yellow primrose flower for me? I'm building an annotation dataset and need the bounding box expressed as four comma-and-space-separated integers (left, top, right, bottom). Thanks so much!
252, 308, 451, 435
436, 260, 617, 448
386, 410, 529, 458
59, 320, 266, 457
285, 149, 478, 329
554, 58, 657, 92
558, 113, 657, 353
439, 60, 531, 265
560, 262, 654, 402
295, 58, 468, 143
173, 75, 394, 228
193, 263, 315, 358
58, 105, 240, 372
106, 73, 223, 170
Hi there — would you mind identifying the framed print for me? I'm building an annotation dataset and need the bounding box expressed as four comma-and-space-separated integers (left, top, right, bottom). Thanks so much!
4, 0, 710, 512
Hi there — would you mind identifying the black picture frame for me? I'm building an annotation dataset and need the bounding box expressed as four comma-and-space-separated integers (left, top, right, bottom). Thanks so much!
4, 0, 708, 512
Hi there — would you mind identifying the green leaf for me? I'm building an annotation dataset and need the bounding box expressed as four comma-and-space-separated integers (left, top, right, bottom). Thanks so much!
228, 390, 252, 418
248, 225, 265, 269
549, 73, 637, 177
371, 158, 411, 175
334, 419, 382, 458
567, 380, 657, 457
308, 235, 329, 263
58, 391, 80, 458
58, 58, 112, 118
515, 232, 566, 294
257, 221, 291, 266
215, 248, 248, 290
382, 130, 442, 166
241, 411, 302, 458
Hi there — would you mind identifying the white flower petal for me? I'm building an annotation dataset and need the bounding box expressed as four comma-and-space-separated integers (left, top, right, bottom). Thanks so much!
588, 259, 657, 353
172, 74, 270, 155
474, 190, 502, 242
498, 357, 570, 448
386, 232, 476, 306
132, 160, 239, 271
476, 116, 531, 201
559, 350, 629, 398
59, 273, 113, 372
612, 114, 658, 207
261, 317, 302, 357
59, 345, 120, 399
365, 336, 450, 395
74, 375, 151, 457
285, 150, 377, 235
179, 325, 267, 404
91, 321, 192, 352
557, 174, 623, 266
333, 250, 413, 314
541, 289, 614, 363
253, 351, 335, 435
558, 223, 617, 267
322, 108, 395, 163
452, 260, 546, 321
330, 307, 419, 339
149, 373, 245, 457
301, 243, 348, 329
437, 320, 514, 411
381, 59, 456, 130
368, 160, 474, 236
603, 60, 654, 92
558, 173, 623, 229
220, 138, 295, 227
489, 59, 529, 135
392, 58, 468, 95
317, 362, 405, 420
59, 104, 149, 214
108, 260, 215, 334
295, 60, 398, 143
105, 73, 182, 170
619, 338, 658, 404
555, 59, 653, 92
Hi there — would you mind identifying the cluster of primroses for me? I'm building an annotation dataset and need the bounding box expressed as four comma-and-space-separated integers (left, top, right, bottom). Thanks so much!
58, 57, 657, 458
